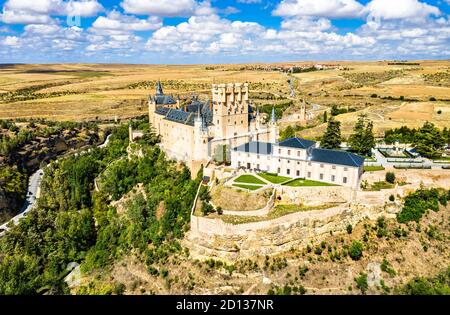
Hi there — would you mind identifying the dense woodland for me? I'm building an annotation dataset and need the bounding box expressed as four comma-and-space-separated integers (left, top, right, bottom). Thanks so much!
0, 120, 200, 294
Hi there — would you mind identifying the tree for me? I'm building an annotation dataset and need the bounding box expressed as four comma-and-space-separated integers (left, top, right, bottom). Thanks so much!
414, 122, 445, 159
320, 116, 342, 149
323, 111, 328, 123
348, 114, 375, 156
349, 241, 363, 260
354, 273, 368, 294
385, 172, 396, 184
280, 125, 295, 141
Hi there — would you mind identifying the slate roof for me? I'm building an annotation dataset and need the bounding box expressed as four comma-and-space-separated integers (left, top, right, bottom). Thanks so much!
233, 141, 273, 155
152, 95, 177, 105
279, 137, 316, 149
310, 148, 364, 167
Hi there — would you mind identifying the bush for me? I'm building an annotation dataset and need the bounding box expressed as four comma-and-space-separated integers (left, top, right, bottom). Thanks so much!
397, 188, 440, 223
389, 194, 395, 202
346, 224, 353, 234
216, 206, 223, 215
385, 172, 396, 184
349, 241, 363, 261
354, 273, 368, 294
429, 97, 436, 101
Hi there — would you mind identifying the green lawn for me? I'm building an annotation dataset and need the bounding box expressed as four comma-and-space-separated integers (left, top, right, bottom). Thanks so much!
258, 172, 291, 184
364, 165, 385, 172
232, 184, 263, 191
365, 181, 395, 191
234, 174, 266, 185
283, 178, 338, 187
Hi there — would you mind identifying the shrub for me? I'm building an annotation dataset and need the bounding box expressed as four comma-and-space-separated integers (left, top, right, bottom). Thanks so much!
385, 172, 396, 184
354, 273, 368, 294
437, 110, 442, 114
389, 194, 395, 202
346, 224, 353, 234
429, 97, 436, 101
397, 188, 440, 223
349, 241, 363, 261
216, 206, 223, 215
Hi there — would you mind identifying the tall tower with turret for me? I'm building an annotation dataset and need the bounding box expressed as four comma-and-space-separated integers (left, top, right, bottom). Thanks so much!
211, 83, 249, 139
269, 106, 279, 143
193, 106, 209, 162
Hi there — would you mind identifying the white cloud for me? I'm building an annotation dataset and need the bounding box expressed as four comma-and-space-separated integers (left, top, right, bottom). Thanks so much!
0, 0, 103, 25
121, 0, 198, 17
273, 0, 364, 19
92, 11, 162, 32
0, 9, 53, 24
237, 0, 261, 4
65, 0, 104, 17
365, 0, 441, 21
2, 35, 21, 46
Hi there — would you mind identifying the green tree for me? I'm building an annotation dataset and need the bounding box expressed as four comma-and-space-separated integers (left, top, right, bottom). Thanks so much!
323, 111, 328, 123
320, 116, 342, 149
349, 241, 363, 260
349, 114, 375, 156
414, 122, 445, 158
385, 172, 396, 184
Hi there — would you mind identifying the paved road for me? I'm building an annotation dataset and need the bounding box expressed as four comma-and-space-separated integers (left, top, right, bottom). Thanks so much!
0, 134, 112, 237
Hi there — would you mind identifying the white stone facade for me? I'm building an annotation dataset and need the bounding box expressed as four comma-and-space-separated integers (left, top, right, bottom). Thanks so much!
231, 139, 364, 189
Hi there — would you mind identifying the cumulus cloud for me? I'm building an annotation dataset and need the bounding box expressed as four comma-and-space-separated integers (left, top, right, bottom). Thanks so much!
121, 0, 199, 17
0, 0, 103, 24
364, 0, 441, 21
92, 11, 162, 32
273, 0, 365, 18
2, 35, 21, 46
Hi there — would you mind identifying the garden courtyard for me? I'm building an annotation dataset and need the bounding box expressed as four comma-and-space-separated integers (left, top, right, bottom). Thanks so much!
231, 172, 338, 191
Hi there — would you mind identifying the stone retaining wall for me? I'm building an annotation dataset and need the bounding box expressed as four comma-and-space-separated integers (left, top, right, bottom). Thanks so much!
187, 201, 399, 261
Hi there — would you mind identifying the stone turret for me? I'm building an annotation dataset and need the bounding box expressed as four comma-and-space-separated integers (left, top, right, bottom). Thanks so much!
156, 80, 163, 95
269, 106, 279, 143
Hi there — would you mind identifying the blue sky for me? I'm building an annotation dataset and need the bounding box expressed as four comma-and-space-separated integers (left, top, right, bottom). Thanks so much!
0, 0, 449, 63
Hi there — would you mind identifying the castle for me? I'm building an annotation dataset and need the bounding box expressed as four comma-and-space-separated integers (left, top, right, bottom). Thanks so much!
148, 81, 279, 175
148, 82, 363, 188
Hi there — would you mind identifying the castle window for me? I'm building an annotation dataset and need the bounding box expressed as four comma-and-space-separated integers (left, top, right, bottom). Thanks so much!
297, 162, 300, 165
277, 168, 280, 173
307, 172, 311, 178
287, 160, 290, 164
257, 164, 260, 169
296, 170, 300, 176
343, 177, 347, 184
288, 150, 291, 155
257, 155, 260, 159
320, 164, 324, 168
278, 149, 281, 154
297, 151, 300, 156
287, 169, 290, 175
344, 167, 348, 171
331, 175, 335, 182
241, 120, 243, 124
308, 162, 312, 166
332, 165, 336, 170
320, 173, 324, 180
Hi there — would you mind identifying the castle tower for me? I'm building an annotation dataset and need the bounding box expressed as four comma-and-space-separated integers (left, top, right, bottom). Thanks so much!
255, 105, 263, 130
156, 80, 163, 95
148, 95, 156, 129
211, 83, 249, 140
193, 104, 209, 162
269, 106, 279, 144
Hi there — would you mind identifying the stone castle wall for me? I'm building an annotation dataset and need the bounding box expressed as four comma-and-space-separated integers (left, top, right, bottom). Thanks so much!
187, 201, 398, 261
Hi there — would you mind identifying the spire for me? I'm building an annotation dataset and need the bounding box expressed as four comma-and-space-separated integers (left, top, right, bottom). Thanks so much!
271, 106, 276, 123
156, 80, 163, 95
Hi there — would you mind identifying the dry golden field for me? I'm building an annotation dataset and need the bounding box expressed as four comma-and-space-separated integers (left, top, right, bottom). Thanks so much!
0, 61, 449, 138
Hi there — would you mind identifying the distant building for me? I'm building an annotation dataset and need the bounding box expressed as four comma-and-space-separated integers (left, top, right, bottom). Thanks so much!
231, 137, 364, 189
